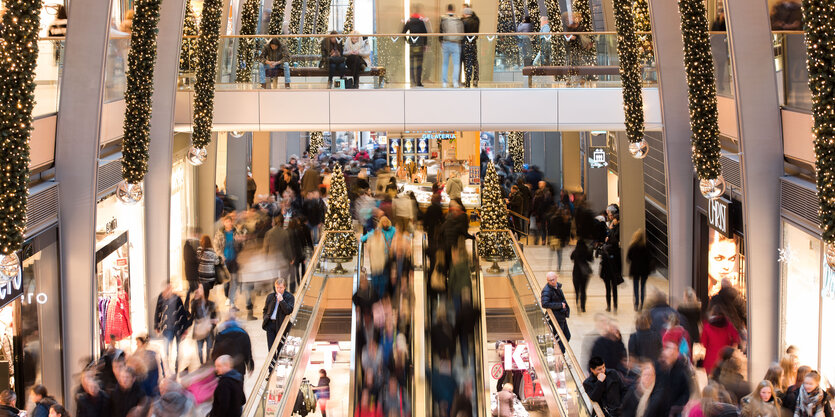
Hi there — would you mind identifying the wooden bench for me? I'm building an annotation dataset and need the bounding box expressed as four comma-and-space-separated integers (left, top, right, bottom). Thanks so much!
287, 54, 386, 87
521, 65, 621, 87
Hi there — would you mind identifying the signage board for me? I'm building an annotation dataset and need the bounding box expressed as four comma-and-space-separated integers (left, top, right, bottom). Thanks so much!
707, 197, 731, 238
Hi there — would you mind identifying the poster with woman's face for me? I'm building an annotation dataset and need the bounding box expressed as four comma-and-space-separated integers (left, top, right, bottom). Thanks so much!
708, 228, 743, 297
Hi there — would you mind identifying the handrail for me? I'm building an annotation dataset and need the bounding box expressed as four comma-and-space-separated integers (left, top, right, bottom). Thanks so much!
469, 238, 489, 417
504, 230, 606, 417
506, 210, 529, 222
182, 31, 653, 39
348, 239, 364, 416
241, 230, 350, 417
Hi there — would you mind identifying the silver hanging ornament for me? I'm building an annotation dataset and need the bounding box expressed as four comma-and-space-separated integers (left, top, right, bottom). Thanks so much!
628, 138, 649, 159
229, 131, 244, 138
0, 253, 20, 285
826, 243, 835, 271
116, 180, 144, 204
186, 146, 208, 166
699, 176, 726, 200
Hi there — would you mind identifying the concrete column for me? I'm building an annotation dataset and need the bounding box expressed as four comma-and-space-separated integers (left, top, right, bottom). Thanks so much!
528, 132, 563, 188
585, 132, 608, 213
286, 132, 303, 159
616, 133, 646, 269
647, 0, 695, 299
144, 0, 188, 327
724, 0, 783, 379
198, 136, 219, 237
53, 0, 113, 404
252, 132, 272, 197
562, 132, 582, 192
227, 135, 249, 211
271, 132, 288, 167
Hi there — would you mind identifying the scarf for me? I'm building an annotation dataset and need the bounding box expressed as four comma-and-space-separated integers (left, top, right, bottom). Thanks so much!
798, 386, 824, 417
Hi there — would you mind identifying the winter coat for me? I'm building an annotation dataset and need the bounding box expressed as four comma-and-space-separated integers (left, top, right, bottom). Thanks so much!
154, 294, 191, 339
262, 290, 295, 331
649, 304, 679, 335
212, 322, 255, 376
541, 282, 571, 340
109, 382, 147, 417
793, 387, 832, 417
653, 356, 693, 416
626, 241, 652, 277
628, 329, 662, 362
263, 225, 292, 273
462, 13, 480, 38
300, 168, 321, 195
209, 370, 246, 417
741, 394, 780, 417
446, 177, 464, 200
677, 304, 702, 344
701, 315, 740, 374
197, 247, 220, 282
76, 390, 112, 417
0, 405, 19, 417
591, 335, 627, 373
571, 240, 594, 281
183, 239, 200, 283
440, 212, 472, 251
402, 16, 428, 46
709, 286, 748, 333
583, 370, 625, 417
32, 397, 56, 417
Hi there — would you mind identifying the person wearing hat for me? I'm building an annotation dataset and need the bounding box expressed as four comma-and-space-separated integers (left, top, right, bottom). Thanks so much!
461, 7, 480, 87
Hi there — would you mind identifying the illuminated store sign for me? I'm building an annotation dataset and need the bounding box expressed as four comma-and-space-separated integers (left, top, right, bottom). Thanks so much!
708, 197, 731, 238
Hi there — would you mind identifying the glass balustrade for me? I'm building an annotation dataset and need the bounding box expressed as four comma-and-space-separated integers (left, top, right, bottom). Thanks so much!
773, 32, 811, 112
34, 39, 65, 117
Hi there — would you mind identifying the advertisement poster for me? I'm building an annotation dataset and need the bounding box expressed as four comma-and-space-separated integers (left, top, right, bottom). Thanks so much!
707, 228, 745, 298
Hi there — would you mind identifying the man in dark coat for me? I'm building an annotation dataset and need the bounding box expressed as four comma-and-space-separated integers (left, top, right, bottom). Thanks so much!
540, 271, 571, 350
209, 355, 246, 417
183, 234, 200, 306
650, 342, 693, 417
439, 202, 473, 270
583, 356, 625, 417
109, 367, 147, 417
154, 285, 191, 373
422, 194, 445, 274
212, 311, 255, 377
0, 390, 19, 417
262, 278, 295, 350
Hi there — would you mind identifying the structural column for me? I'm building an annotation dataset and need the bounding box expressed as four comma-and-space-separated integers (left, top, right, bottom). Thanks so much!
724, 0, 783, 379
252, 132, 272, 197
585, 132, 608, 213
226, 135, 249, 211
144, 0, 188, 327
53, 0, 113, 403
647, 0, 695, 299
616, 133, 646, 273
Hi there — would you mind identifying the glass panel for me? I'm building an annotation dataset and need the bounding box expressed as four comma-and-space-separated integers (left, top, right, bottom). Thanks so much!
780, 221, 821, 367
710, 33, 733, 97
104, 36, 130, 102
780, 33, 812, 111
34, 39, 64, 116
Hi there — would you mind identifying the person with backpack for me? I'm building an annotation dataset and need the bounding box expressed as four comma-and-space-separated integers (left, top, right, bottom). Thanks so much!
402, 9, 429, 87
440, 4, 463, 88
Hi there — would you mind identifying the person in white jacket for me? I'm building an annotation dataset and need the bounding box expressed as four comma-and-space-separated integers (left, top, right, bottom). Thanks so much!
344, 31, 372, 88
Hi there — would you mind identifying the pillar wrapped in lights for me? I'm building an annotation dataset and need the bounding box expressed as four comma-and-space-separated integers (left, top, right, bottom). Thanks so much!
801, 0, 835, 267
613, 0, 646, 158
542, 0, 567, 72
343, 0, 355, 33
633, 0, 653, 65
268, 0, 287, 35
0, 0, 42, 280
235, 0, 261, 83
309, 132, 324, 158
496, 0, 519, 64
119, 0, 163, 203
315, 0, 331, 36
571, 0, 597, 67
191, 0, 223, 158
478, 163, 514, 263
179, 2, 199, 72
507, 132, 524, 172
322, 165, 357, 260
678, 0, 724, 199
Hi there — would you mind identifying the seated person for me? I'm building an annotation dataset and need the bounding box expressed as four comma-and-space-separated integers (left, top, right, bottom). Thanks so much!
320, 31, 346, 88
583, 356, 625, 417
344, 31, 371, 89
259, 38, 291, 88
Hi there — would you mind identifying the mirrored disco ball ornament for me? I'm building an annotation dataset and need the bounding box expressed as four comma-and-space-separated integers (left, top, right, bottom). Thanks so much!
0, 253, 19, 285
186, 146, 208, 166
699, 176, 726, 200
826, 243, 835, 270
229, 131, 244, 138
628, 138, 649, 159
116, 180, 144, 205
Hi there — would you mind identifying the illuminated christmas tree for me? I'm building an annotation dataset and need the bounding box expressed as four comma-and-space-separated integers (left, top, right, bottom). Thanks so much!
235, 0, 260, 83
343, 0, 355, 33
179, 1, 199, 72
268, 0, 287, 35
571, 0, 597, 68
542, 0, 567, 71
323, 165, 358, 259
315, 0, 331, 35
478, 163, 514, 260
309, 132, 324, 158
496, 0, 520, 65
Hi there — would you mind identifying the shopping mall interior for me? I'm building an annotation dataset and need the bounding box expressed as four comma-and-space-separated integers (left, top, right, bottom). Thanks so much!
0, 0, 829, 415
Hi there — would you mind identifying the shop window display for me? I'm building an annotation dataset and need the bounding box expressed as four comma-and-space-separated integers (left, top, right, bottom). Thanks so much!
707, 228, 745, 298
780, 222, 821, 369
96, 232, 133, 351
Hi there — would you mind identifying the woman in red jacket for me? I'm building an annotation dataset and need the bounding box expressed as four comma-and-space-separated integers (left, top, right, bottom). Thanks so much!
701, 305, 740, 375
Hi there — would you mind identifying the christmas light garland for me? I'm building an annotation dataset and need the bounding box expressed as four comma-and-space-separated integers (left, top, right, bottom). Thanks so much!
496, 0, 519, 64
801, 0, 835, 256
191, 0, 223, 150
0, 0, 41, 257
268, 0, 287, 35
309, 132, 324, 157
315, 0, 331, 36
507, 132, 524, 172
343, 0, 354, 33
478, 162, 513, 259
572, 0, 597, 66
678, 0, 723, 184
612, 0, 645, 147
542, 0, 567, 70
322, 165, 357, 259
179, 1, 199, 72
235, 0, 261, 83
121, 0, 162, 185
633, 0, 653, 65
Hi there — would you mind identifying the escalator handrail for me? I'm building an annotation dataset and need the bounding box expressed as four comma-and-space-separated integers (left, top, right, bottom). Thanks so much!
349, 239, 365, 416
504, 230, 606, 417
469, 238, 489, 417
242, 229, 355, 417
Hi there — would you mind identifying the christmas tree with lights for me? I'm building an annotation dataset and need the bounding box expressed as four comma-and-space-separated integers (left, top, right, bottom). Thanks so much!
507, 132, 524, 172
478, 163, 514, 260
323, 165, 357, 259
179, 1, 198, 72
192, 0, 223, 150
496, 0, 520, 65
613, 0, 644, 145
572, 0, 597, 67
235, 0, 261, 83
633, 0, 653, 65
309, 132, 324, 158
268, 0, 287, 35
343, 0, 355, 33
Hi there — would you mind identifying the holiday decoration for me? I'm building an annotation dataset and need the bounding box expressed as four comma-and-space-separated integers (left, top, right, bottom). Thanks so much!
571, 0, 597, 66
121, 0, 163, 190
186, 146, 208, 166
309, 132, 324, 157
229, 131, 245, 138
191, 0, 223, 150
496, 0, 520, 64
179, 2, 199, 72
289, 0, 304, 35
0, 253, 20, 284
542, 0, 567, 71
478, 163, 514, 261
322, 165, 357, 259
678, 0, 723, 198
507, 132, 524, 172
235, 0, 261, 83
116, 181, 144, 205
633, 0, 653, 65
343, 0, 355, 33
0, 0, 41, 260
801, 0, 835, 257
268, 0, 287, 35
300, 0, 319, 54
613, 0, 645, 157
315, 0, 331, 36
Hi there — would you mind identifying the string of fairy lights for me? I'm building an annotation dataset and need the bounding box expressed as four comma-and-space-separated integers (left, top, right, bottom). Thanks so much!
633, 0, 653, 65
801, 0, 835, 266
118, 0, 163, 206
179, 2, 199, 72
235, 0, 261, 83
322, 165, 357, 259
315, 0, 331, 36
677, 0, 724, 199
542, 0, 567, 71
189, 0, 223, 162
612, 0, 647, 159
0, 0, 42, 279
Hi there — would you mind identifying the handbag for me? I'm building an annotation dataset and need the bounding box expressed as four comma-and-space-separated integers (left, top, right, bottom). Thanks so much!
215, 262, 231, 284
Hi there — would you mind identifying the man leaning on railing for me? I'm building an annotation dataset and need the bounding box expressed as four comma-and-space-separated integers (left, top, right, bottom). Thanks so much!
541, 271, 571, 351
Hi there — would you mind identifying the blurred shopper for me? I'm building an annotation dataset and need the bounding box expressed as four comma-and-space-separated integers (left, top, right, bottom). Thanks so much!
677, 288, 702, 347
550, 206, 572, 271
652, 342, 693, 417
793, 371, 831, 417
629, 312, 662, 363
212, 309, 254, 378
765, 364, 786, 400
135, 335, 162, 397
461, 8, 480, 87
197, 235, 221, 296
362, 216, 396, 296
600, 206, 622, 312
209, 355, 245, 417
622, 362, 658, 417
263, 216, 292, 281
709, 278, 748, 349
715, 349, 750, 404
215, 215, 242, 305
702, 305, 740, 375
627, 229, 652, 311
591, 319, 627, 374
183, 231, 201, 306
571, 239, 593, 312
312, 369, 331, 417
191, 285, 217, 365
584, 356, 625, 417
532, 181, 554, 245
403, 9, 428, 87
30, 385, 56, 417
440, 4, 463, 88
262, 278, 295, 350
497, 383, 516, 417
780, 354, 800, 397
741, 380, 781, 417
48, 404, 71, 417
783, 366, 812, 417
538, 16, 552, 65
0, 390, 19, 417
76, 370, 111, 417
541, 271, 571, 349
516, 16, 533, 66
154, 284, 190, 374
110, 366, 148, 417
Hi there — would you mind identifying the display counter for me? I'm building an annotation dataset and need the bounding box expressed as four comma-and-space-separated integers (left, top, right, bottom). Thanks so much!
397, 181, 480, 210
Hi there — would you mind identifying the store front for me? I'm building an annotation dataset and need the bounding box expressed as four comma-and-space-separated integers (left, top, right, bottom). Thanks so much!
0, 226, 63, 408
169, 146, 199, 292
780, 219, 835, 382
94, 193, 147, 356
695, 194, 746, 304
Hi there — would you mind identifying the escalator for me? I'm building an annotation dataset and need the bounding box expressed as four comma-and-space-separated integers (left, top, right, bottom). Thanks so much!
242, 230, 360, 417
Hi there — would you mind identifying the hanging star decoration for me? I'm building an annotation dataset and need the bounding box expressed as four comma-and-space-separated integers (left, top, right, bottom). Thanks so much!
613, 0, 645, 147
0, 0, 42, 256
191, 0, 223, 150
121, 0, 163, 185
478, 163, 514, 260
322, 165, 358, 259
